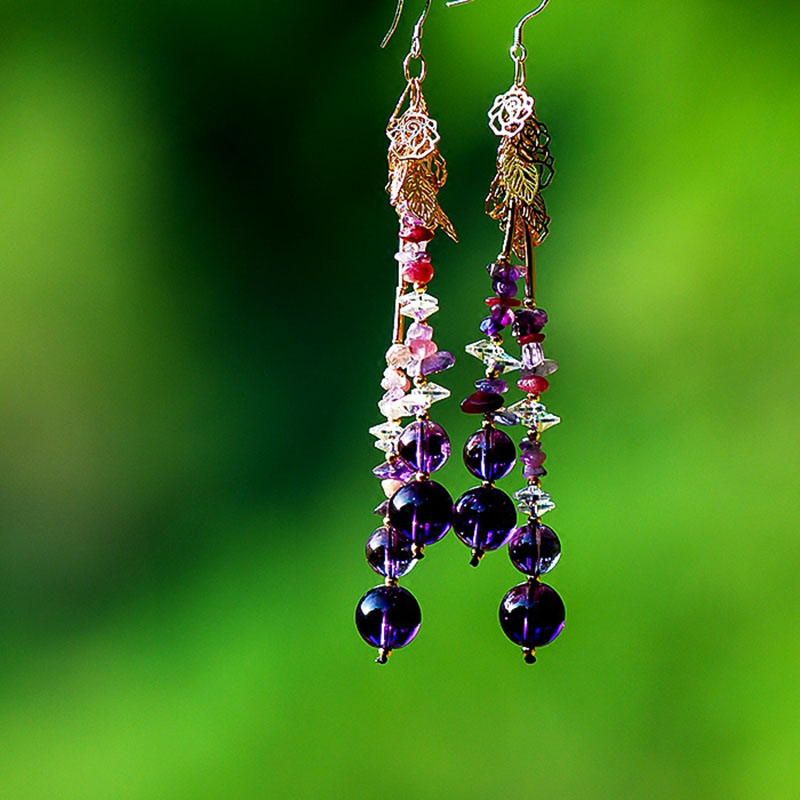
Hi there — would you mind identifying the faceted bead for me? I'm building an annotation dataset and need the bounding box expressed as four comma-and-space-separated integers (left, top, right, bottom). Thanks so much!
521, 342, 545, 369
387, 479, 453, 546
475, 378, 508, 394
399, 224, 434, 243
369, 421, 404, 452
498, 580, 565, 649
404, 382, 450, 413
398, 419, 451, 473
513, 307, 548, 336
465, 340, 523, 373
487, 263, 521, 282
402, 253, 434, 284
493, 280, 518, 298
399, 292, 439, 320
385, 343, 412, 368
407, 321, 433, 340
517, 375, 549, 394
453, 486, 517, 555
355, 584, 422, 653
420, 350, 455, 375
463, 427, 516, 481
372, 459, 414, 482
490, 305, 516, 328
508, 523, 561, 576
366, 526, 417, 579
408, 338, 437, 359
460, 390, 505, 414
479, 316, 503, 337
513, 484, 555, 515
507, 398, 561, 430
382, 478, 405, 498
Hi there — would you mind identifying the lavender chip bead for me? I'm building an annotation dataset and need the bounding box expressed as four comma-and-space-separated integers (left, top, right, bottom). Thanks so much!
490, 305, 515, 328
475, 378, 508, 394
397, 420, 451, 473
493, 280, 518, 298
372, 459, 415, 482
420, 351, 455, 376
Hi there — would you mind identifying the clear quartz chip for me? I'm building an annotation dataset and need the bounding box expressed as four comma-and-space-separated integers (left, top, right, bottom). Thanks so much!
513, 484, 555, 516
506, 398, 561, 431
464, 340, 523, 373
399, 291, 439, 320
369, 421, 404, 451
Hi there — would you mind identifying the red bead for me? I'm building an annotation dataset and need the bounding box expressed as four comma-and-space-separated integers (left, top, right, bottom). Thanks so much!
485, 297, 522, 308
460, 391, 505, 414
400, 225, 434, 243
403, 259, 434, 284
517, 375, 549, 394
518, 333, 545, 344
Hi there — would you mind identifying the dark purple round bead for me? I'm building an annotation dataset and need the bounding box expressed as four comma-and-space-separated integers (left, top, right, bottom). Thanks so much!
355, 584, 421, 652
508, 522, 561, 576
453, 486, 516, 554
498, 580, 565, 649
460, 390, 505, 414
397, 419, 451, 474
365, 526, 417, 579
463, 427, 516, 481
387, 479, 453, 547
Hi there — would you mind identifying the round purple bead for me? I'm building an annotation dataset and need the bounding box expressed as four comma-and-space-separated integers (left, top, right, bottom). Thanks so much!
387, 479, 453, 547
463, 427, 516, 481
397, 419, 451, 474
498, 580, 565, 649
508, 523, 561, 576
355, 584, 422, 656
365, 526, 417, 579
453, 485, 516, 557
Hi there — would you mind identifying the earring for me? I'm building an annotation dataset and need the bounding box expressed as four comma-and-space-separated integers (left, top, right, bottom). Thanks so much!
355, 0, 458, 665
449, 0, 565, 664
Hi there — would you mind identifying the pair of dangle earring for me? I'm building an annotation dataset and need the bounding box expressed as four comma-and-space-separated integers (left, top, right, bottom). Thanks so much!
355, 0, 565, 666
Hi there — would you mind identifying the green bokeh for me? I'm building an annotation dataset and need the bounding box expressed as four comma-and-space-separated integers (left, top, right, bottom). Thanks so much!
1, 1, 799, 797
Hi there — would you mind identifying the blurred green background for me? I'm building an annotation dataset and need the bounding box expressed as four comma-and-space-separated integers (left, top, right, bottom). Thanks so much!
1, 0, 799, 797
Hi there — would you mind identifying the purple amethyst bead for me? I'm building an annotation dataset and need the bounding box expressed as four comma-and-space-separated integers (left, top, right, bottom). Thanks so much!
487, 263, 521, 282
508, 523, 561, 576
523, 463, 547, 478
475, 378, 508, 394
463, 427, 516, 481
372, 459, 414, 482
498, 580, 565, 651
513, 307, 548, 337
365, 526, 417, 579
387, 479, 453, 547
453, 486, 517, 563
355, 584, 422, 659
373, 499, 390, 517
480, 316, 503, 337
490, 305, 515, 328
397, 420, 451, 473
493, 280, 518, 298
419, 351, 455, 376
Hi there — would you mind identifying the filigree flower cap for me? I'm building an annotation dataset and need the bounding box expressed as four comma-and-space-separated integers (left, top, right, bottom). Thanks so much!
388, 110, 441, 160
488, 85, 535, 137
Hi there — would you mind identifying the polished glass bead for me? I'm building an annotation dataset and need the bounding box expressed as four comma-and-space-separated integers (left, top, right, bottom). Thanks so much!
519, 439, 546, 467
398, 419, 451, 473
372, 459, 414, 482
479, 316, 503, 337
399, 224, 434, 243
365, 526, 417, 579
460, 390, 505, 414
403, 256, 434, 284
369, 421, 404, 452
498, 580, 565, 648
527, 359, 559, 377
407, 338, 437, 359
463, 427, 516, 480
387, 479, 453, 546
493, 409, 519, 426
404, 382, 450, 414
490, 305, 516, 328
399, 291, 439, 320
407, 321, 433, 340
355, 584, 422, 652
385, 343, 412, 368
508, 522, 561, 576
465, 340, 523, 373
513, 484, 555, 515
453, 486, 517, 555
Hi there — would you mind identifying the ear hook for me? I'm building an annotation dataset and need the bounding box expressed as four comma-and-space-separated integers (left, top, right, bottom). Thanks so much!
381, 0, 433, 50
446, 0, 549, 81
